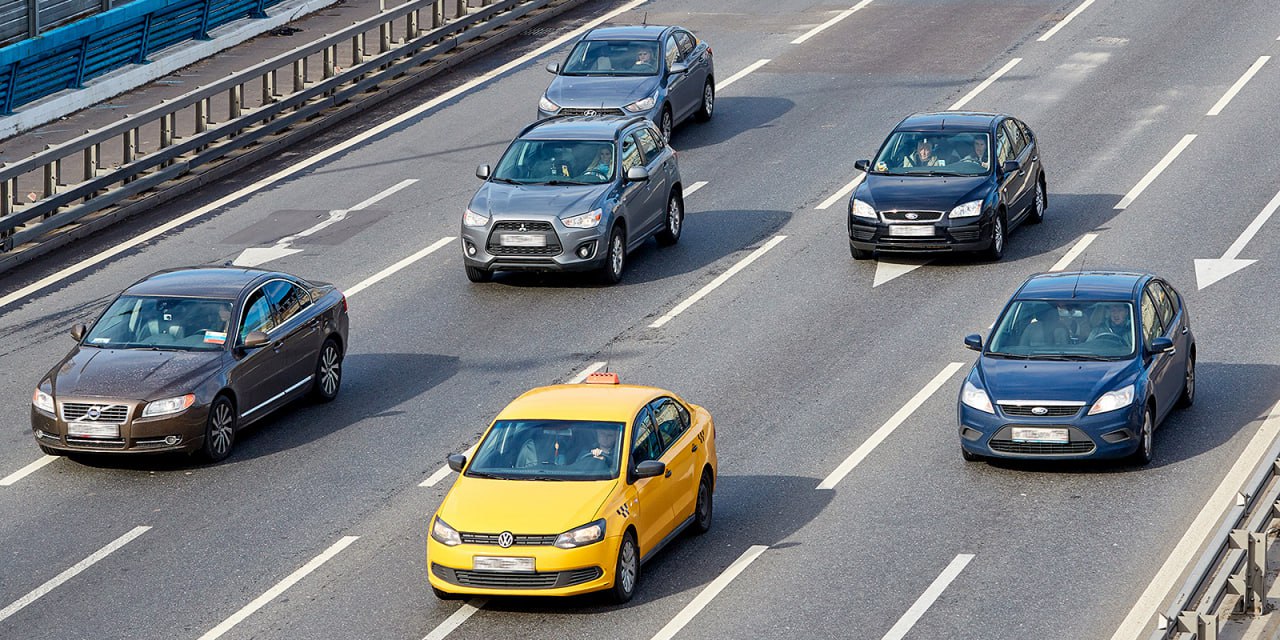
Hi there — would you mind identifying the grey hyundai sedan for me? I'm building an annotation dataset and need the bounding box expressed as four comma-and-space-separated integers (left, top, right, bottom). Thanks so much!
461, 115, 684, 284
538, 25, 714, 142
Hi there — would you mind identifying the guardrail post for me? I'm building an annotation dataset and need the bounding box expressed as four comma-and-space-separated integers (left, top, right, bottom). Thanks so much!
26, 0, 39, 38
1177, 612, 1218, 640
407, 9, 419, 40
456, 0, 467, 18
432, 0, 444, 28
1228, 529, 1267, 615
251, 0, 268, 19
229, 84, 243, 119
197, 0, 214, 39
121, 127, 138, 184
84, 141, 101, 200
0, 168, 11, 218
73, 37, 91, 88
293, 59, 305, 93
324, 45, 336, 79
380, 20, 392, 53
136, 14, 154, 63
261, 71, 274, 106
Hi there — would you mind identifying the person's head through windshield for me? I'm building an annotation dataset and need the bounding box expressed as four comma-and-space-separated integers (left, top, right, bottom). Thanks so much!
905, 137, 941, 167
588, 146, 612, 176
968, 135, 989, 165
634, 46, 654, 69
1106, 303, 1129, 329
582, 426, 617, 462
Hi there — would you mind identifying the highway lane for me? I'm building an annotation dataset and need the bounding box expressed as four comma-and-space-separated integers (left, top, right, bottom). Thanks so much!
2, 0, 1280, 638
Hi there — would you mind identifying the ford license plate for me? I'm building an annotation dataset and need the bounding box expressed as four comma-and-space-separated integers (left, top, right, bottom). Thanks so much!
501, 234, 545, 247
473, 556, 535, 572
67, 422, 120, 438
889, 225, 934, 237
1011, 427, 1069, 444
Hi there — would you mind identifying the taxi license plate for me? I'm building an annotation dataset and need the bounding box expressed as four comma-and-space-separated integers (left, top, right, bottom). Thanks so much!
889, 225, 934, 237
473, 556, 535, 572
67, 422, 120, 438
501, 234, 545, 247
1011, 427, 1069, 444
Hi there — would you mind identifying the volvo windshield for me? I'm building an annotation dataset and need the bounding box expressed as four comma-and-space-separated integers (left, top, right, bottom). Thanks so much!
84, 296, 234, 351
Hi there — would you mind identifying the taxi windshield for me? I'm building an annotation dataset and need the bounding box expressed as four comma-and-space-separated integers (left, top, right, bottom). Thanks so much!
986, 300, 1136, 360
83, 295, 234, 351
467, 420, 624, 481
871, 131, 992, 176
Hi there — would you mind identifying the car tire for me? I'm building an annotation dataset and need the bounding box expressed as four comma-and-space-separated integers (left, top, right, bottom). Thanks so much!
310, 338, 342, 402
599, 226, 626, 285
1130, 406, 1154, 466
961, 446, 984, 462
691, 471, 713, 535
201, 395, 236, 463
38, 443, 64, 456
432, 586, 463, 601
1177, 356, 1195, 408
850, 240, 874, 260
695, 80, 714, 121
982, 211, 1006, 261
609, 531, 639, 604
655, 192, 683, 246
659, 106, 674, 143
464, 266, 492, 283
1028, 176, 1046, 224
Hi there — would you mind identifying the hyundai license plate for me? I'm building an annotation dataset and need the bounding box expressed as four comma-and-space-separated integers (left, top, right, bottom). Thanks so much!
501, 234, 545, 247
473, 556, 535, 572
889, 225, 934, 237
67, 422, 120, 438
1011, 427, 1069, 444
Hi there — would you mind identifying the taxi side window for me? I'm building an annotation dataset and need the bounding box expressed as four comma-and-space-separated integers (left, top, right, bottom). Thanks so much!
1140, 291, 1163, 345
635, 128, 660, 162
651, 398, 688, 445
1148, 282, 1175, 331
239, 288, 277, 339
631, 408, 664, 465
620, 133, 643, 172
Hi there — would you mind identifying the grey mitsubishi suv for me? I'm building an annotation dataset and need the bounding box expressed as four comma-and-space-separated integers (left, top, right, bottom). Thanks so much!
461, 116, 684, 284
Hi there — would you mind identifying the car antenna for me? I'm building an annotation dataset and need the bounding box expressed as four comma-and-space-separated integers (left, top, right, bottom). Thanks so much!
1072, 253, 1086, 298
641, 12, 648, 25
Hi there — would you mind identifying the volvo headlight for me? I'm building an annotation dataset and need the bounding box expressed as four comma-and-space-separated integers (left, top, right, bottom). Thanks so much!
562, 209, 603, 229
431, 517, 462, 546
623, 96, 657, 113
539, 95, 559, 112
961, 380, 994, 414
463, 208, 489, 227
1088, 384, 1135, 415
554, 519, 606, 549
33, 389, 54, 414
949, 200, 983, 219
851, 199, 877, 220
141, 394, 195, 418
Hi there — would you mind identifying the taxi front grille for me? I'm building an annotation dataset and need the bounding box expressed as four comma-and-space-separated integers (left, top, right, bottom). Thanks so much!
459, 532, 558, 546
432, 564, 601, 589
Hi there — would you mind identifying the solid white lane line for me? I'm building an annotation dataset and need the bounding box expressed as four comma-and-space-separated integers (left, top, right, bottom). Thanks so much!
1113, 134, 1196, 210
1036, 0, 1097, 42
349, 179, 419, 211
649, 235, 787, 329
344, 236, 454, 297
817, 362, 965, 490
566, 361, 609, 384
718, 59, 770, 90
0, 455, 59, 486
683, 181, 708, 198
881, 554, 975, 640
197, 536, 359, 640
949, 58, 1021, 111
1110, 397, 1280, 640
816, 173, 866, 210
0, 0, 653, 312
791, 0, 873, 45
1206, 56, 1270, 116
649, 545, 769, 640
422, 599, 488, 640
1048, 233, 1098, 272
0, 526, 150, 623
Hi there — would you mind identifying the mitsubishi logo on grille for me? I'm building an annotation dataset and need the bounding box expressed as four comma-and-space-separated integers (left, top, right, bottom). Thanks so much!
497, 532, 515, 548
584, 110, 598, 116
518, 224, 528, 232
85, 406, 102, 420
905, 212, 919, 220
1031, 407, 1048, 415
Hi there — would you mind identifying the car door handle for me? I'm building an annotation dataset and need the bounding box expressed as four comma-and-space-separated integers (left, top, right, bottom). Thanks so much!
691, 443, 698, 452
272, 343, 283, 353
1181, 326, 1189, 335
664, 469, 672, 478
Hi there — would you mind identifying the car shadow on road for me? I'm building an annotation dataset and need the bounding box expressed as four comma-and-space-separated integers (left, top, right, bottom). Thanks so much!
668, 96, 794, 151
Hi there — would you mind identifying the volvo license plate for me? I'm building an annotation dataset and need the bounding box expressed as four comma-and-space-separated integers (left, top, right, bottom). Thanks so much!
889, 225, 934, 237
473, 556, 535, 572
67, 422, 120, 438
501, 234, 545, 247
1011, 427, 1069, 443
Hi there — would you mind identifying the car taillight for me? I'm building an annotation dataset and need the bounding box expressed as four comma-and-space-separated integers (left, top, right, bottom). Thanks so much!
340, 294, 347, 313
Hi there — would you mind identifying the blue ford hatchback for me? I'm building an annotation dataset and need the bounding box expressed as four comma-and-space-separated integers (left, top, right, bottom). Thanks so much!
958, 271, 1195, 464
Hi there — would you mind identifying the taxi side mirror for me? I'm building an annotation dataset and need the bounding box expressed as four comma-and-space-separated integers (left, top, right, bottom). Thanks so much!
70, 324, 87, 342
634, 460, 665, 479
964, 334, 983, 351
447, 454, 467, 473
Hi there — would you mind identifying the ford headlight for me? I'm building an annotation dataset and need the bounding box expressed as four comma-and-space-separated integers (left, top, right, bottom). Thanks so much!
1088, 384, 1135, 415
961, 380, 994, 414
949, 200, 983, 219
562, 209, 603, 229
463, 208, 489, 227
539, 95, 559, 112
623, 96, 657, 113
431, 517, 462, 546
851, 199, 877, 220
142, 394, 195, 418
33, 389, 54, 414
554, 519, 606, 549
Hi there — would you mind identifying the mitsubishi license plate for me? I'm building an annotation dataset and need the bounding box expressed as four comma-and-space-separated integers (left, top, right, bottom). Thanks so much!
889, 225, 934, 237
501, 234, 545, 247
473, 556, 535, 572
1011, 427, 1069, 444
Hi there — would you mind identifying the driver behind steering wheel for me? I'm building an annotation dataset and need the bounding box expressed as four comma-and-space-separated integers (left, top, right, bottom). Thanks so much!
581, 146, 613, 180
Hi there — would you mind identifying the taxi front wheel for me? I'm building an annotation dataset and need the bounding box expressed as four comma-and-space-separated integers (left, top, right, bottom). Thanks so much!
609, 532, 639, 604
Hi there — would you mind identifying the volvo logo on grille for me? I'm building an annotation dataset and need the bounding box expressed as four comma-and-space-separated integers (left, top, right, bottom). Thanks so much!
905, 212, 919, 220
85, 406, 102, 420
1031, 407, 1049, 415
497, 531, 514, 548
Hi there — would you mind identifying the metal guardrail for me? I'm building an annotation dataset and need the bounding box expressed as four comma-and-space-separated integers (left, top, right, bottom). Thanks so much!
1148, 423, 1280, 639
0, 0, 585, 272
0, 0, 121, 48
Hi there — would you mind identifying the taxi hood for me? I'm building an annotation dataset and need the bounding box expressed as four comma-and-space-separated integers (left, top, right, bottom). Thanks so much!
437, 476, 618, 534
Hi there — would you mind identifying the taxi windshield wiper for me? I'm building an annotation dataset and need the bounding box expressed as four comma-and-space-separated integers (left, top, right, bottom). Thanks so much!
464, 470, 511, 480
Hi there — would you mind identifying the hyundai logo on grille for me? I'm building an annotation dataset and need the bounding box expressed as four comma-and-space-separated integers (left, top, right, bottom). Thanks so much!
905, 212, 919, 220
85, 406, 102, 420
584, 110, 598, 116
1031, 407, 1048, 415
498, 532, 514, 548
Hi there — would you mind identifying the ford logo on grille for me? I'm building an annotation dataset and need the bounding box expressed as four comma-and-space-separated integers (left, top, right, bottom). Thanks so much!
497, 531, 514, 548
905, 212, 919, 220
1031, 407, 1049, 415
85, 406, 102, 420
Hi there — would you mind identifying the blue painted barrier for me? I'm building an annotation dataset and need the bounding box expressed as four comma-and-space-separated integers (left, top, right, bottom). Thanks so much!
0, 0, 288, 114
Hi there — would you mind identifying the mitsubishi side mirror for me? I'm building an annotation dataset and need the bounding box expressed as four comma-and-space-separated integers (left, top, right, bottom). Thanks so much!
447, 454, 467, 473
626, 166, 650, 182
476, 164, 490, 180
70, 324, 87, 342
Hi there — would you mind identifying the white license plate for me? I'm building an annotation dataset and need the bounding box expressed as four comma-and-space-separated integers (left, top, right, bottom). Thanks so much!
501, 234, 545, 247
889, 225, 934, 237
1011, 427, 1069, 444
67, 422, 120, 438
473, 556, 535, 572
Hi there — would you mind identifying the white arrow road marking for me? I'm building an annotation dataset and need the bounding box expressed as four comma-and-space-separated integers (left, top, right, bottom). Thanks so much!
0, 526, 151, 623
232, 179, 417, 267
1194, 188, 1280, 289
873, 258, 930, 287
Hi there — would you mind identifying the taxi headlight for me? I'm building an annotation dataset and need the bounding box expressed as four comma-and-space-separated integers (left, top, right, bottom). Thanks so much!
463, 208, 489, 227
949, 200, 983, 219
1088, 384, 1135, 415
851, 198, 877, 220
554, 519, 606, 549
562, 209, 603, 229
539, 95, 559, 112
33, 389, 54, 414
623, 96, 657, 113
431, 517, 462, 547
961, 380, 994, 414
141, 394, 195, 418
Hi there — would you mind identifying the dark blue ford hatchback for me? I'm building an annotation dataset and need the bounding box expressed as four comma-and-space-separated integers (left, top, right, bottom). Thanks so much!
958, 271, 1195, 464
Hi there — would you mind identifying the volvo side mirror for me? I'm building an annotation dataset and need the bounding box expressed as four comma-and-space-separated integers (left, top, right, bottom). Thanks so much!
241, 331, 269, 349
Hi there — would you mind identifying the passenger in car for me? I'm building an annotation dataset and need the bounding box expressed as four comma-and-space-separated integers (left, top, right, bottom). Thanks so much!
903, 138, 945, 167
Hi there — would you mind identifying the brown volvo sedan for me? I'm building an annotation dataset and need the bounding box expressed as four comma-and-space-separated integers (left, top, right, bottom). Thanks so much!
31, 267, 349, 462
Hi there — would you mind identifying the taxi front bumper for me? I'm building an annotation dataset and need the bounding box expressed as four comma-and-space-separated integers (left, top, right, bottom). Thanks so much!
427, 534, 621, 597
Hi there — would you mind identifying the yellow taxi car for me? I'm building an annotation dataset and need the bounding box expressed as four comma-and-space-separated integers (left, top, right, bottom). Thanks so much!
427, 372, 717, 602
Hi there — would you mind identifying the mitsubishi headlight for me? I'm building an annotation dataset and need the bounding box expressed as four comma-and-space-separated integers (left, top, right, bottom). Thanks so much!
949, 200, 983, 219
539, 95, 560, 112
623, 96, 657, 113
961, 380, 995, 414
141, 394, 195, 418
562, 208, 603, 229
33, 389, 54, 414
851, 199, 877, 220
1088, 384, 1135, 415
431, 517, 462, 546
554, 519, 606, 549
463, 208, 489, 227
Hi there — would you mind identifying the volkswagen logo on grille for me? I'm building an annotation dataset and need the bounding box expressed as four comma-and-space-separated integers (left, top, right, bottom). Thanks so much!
905, 212, 919, 220
497, 532, 515, 548
85, 406, 102, 420
584, 110, 598, 116
1031, 407, 1049, 416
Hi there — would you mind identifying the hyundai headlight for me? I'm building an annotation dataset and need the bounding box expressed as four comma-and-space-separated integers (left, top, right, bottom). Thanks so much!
141, 394, 195, 418
949, 200, 983, 219
463, 208, 489, 227
554, 519, 606, 549
562, 209, 603, 229
851, 199, 877, 220
431, 517, 462, 546
539, 95, 559, 112
33, 389, 54, 414
1088, 384, 1135, 415
623, 96, 657, 113
961, 380, 994, 414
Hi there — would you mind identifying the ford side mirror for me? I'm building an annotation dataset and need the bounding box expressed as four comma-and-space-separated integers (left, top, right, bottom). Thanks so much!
1150, 337, 1175, 355
241, 331, 269, 349
669, 62, 689, 75
854, 159, 870, 173
634, 460, 665, 479
447, 454, 467, 473
1001, 160, 1020, 176
545, 62, 559, 74
626, 166, 650, 182
964, 334, 983, 351
70, 324, 87, 342
476, 164, 490, 180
